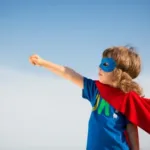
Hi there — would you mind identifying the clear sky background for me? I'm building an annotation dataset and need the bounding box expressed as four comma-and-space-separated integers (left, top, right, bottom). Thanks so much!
0, 0, 150, 150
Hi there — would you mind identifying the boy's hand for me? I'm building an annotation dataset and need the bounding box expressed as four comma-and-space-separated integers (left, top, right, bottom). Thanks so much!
29, 54, 44, 66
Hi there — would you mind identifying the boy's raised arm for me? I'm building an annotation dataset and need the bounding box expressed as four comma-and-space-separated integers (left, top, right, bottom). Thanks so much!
29, 54, 84, 88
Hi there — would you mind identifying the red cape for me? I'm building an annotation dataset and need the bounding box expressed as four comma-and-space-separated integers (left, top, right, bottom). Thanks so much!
95, 80, 150, 134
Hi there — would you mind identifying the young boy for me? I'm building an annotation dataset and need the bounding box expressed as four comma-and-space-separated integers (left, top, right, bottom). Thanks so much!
29, 46, 141, 150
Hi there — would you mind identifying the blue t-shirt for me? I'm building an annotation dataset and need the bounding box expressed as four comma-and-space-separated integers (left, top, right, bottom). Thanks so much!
82, 77, 130, 150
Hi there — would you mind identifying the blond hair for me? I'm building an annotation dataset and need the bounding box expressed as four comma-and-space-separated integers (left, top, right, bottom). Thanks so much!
102, 46, 143, 95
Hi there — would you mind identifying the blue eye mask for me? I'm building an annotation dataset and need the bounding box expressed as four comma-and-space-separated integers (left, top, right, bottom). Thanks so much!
99, 57, 116, 72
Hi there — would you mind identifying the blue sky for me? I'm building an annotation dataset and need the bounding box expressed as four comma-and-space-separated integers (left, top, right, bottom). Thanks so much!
0, 0, 150, 77
0, 1, 150, 149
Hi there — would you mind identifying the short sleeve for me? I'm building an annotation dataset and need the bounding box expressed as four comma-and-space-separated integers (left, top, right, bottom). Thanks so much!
126, 119, 130, 125
82, 77, 97, 106
123, 116, 131, 129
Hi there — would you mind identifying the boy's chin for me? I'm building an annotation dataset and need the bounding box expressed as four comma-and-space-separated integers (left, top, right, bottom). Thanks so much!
98, 79, 105, 84
98, 79, 109, 85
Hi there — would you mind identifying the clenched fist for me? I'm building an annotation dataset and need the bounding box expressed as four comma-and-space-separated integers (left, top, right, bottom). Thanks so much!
29, 54, 44, 66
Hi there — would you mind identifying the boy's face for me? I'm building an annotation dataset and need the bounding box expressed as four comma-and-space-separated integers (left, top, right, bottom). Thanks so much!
98, 57, 116, 85
98, 68, 114, 85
